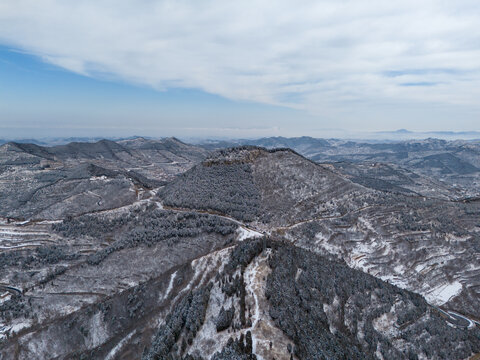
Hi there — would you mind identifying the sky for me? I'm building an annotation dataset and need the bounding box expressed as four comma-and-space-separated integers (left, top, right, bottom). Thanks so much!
1, 0, 480, 139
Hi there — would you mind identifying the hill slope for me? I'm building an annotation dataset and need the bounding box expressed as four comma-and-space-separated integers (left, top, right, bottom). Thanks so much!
159, 147, 480, 320
160, 147, 370, 227
0, 138, 207, 219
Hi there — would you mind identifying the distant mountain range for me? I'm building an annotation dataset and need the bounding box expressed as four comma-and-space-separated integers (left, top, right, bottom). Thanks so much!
0, 135, 154, 146
375, 129, 480, 140
1, 129, 480, 147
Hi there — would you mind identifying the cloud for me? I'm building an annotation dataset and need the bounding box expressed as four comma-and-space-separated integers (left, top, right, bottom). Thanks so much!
399, 82, 440, 87
1, 0, 480, 126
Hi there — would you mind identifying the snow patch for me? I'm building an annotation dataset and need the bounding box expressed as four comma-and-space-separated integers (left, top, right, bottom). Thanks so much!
380, 275, 409, 290
187, 283, 233, 358
88, 311, 109, 348
415, 263, 427, 273
358, 217, 375, 232
237, 227, 263, 241
372, 312, 398, 338
244, 259, 262, 344
243, 249, 295, 360
160, 271, 177, 302
9, 319, 33, 336
0, 243, 43, 249
424, 281, 463, 305
89, 175, 108, 181
105, 329, 136, 360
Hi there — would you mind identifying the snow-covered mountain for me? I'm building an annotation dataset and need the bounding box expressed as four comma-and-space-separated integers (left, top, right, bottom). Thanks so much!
1, 139, 479, 359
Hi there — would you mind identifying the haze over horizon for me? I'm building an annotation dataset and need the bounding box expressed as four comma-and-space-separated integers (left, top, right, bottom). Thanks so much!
1, 1, 480, 138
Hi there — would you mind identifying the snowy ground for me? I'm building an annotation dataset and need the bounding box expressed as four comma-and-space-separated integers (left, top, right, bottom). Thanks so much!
308, 229, 471, 310
186, 248, 296, 360
243, 250, 297, 360
0, 223, 57, 249
424, 281, 463, 305
237, 227, 263, 241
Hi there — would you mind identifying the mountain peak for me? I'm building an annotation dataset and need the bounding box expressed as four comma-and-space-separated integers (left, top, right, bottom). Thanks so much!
204, 145, 305, 166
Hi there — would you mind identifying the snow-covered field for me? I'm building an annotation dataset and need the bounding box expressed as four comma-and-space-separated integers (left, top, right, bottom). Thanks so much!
424, 281, 463, 305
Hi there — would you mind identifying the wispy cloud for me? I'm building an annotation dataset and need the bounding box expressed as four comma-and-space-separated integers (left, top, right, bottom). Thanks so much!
1, 0, 480, 128
399, 82, 440, 87
384, 69, 464, 77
